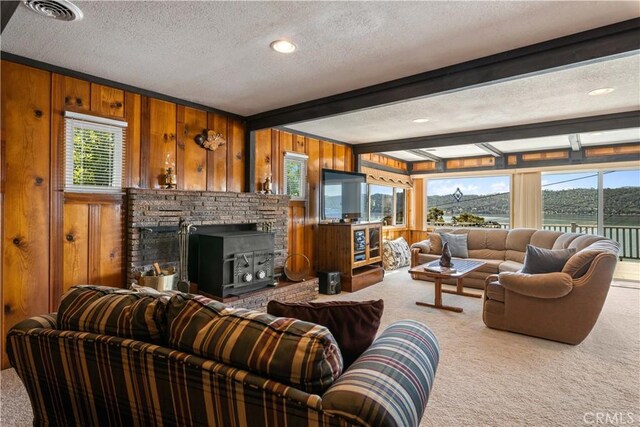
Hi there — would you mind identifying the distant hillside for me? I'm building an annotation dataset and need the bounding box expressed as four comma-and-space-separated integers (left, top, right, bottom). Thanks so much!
427, 193, 509, 215
426, 187, 640, 216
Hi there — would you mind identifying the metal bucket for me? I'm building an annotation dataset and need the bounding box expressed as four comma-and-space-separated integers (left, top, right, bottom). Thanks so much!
137, 274, 176, 292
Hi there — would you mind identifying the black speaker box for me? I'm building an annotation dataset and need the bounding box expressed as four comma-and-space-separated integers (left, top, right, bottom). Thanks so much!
318, 271, 341, 295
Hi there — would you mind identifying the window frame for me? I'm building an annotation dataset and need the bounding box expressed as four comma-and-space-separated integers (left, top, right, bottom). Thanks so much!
367, 184, 406, 227
283, 151, 308, 201
64, 111, 127, 194
424, 173, 512, 228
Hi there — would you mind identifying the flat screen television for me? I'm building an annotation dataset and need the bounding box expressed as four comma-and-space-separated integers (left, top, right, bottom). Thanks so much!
321, 169, 367, 221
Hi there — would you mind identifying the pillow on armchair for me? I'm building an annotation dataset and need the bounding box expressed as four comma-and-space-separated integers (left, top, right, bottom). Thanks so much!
383, 237, 411, 270
267, 300, 384, 368
522, 244, 576, 274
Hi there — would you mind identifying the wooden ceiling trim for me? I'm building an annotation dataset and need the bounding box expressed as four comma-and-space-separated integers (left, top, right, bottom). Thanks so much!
352, 111, 640, 155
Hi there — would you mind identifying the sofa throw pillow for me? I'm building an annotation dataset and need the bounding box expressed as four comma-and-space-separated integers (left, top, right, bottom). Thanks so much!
267, 300, 384, 369
382, 237, 411, 270
410, 239, 431, 254
57, 285, 167, 344
521, 244, 576, 274
439, 233, 469, 258
165, 293, 343, 394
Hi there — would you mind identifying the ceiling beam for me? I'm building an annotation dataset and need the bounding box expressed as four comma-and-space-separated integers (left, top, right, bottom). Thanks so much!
475, 143, 503, 157
246, 18, 640, 131
568, 134, 582, 151
407, 149, 443, 162
352, 111, 640, 155
1, 1, 20, 34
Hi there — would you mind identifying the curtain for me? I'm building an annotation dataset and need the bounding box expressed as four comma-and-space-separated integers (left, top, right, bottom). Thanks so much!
511, 172, 542, 229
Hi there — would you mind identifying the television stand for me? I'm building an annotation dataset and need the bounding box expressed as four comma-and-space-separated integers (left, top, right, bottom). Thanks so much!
316, 222, 384, 292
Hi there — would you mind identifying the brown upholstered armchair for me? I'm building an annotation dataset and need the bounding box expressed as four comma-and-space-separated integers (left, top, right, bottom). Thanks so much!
483, 240, 620, 344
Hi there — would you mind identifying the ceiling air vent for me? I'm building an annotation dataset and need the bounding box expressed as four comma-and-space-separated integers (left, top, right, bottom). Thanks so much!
22, 0, 83, 22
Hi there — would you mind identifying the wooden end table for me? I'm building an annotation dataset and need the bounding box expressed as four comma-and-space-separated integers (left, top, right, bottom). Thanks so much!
408, 259, 485, 313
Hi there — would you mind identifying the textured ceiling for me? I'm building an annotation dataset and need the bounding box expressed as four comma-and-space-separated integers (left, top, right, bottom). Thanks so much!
2, 1, 639, 116
287, 54, 640, 143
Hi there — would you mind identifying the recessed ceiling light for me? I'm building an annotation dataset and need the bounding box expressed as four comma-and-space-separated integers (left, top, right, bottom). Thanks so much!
270, 40, 296, 54
412, 118, 430, 123
588, 87, 615, 96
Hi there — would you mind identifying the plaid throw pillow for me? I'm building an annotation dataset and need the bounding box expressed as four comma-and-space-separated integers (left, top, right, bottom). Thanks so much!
166, 293, 343, 394
58, 285, 167, 344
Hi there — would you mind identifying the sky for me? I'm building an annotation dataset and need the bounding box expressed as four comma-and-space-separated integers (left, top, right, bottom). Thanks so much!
427, 169, 640, 196
543, 170, 640, 190
427, 176, 510, 196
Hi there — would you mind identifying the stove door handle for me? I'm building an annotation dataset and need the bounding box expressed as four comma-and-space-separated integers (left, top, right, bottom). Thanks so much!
258, 257, 272, 265
242, 254, 250, 267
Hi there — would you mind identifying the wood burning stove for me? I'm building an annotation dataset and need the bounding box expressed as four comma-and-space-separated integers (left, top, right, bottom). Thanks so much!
189, 230, 275, 298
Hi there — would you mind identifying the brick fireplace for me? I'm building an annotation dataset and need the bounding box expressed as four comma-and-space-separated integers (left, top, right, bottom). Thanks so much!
126, 189, 289, 284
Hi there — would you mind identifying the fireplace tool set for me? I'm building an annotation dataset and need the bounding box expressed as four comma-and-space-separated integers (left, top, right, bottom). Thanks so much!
177, 220, 196, 293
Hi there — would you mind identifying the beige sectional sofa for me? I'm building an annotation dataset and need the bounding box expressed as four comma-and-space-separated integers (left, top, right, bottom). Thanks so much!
410, 227, 610, 289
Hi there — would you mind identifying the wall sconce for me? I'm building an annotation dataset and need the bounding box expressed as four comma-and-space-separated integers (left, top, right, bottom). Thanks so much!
195, 129, 227, 151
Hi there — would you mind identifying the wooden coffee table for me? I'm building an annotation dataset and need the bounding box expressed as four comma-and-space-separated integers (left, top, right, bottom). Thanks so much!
408, 259, 485, 313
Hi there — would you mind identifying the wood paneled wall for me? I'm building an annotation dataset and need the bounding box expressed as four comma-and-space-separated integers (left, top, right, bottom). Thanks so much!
360, 153, 408, 172
1, 60, 245, 368
254, 129, 354, 272
1, 62, 51, 370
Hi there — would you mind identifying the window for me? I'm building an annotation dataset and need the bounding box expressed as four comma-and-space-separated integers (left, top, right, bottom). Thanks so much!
64, 111, 126, 193
395, 188, 405, 225
283, 152, 308, 200
542, 172, 598, 233
542, 168, 640, 260
426, 175, 511, 228
369, 185, 405, 226
369, 185, 393, 223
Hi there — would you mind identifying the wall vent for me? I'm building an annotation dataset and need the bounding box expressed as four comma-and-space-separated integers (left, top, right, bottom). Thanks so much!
22, 0, 83, 22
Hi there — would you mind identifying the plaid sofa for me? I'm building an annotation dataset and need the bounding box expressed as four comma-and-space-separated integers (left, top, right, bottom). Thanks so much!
7, 286, 440, 427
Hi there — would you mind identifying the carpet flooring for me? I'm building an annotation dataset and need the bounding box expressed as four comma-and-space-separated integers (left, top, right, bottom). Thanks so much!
1, 269, 639, 426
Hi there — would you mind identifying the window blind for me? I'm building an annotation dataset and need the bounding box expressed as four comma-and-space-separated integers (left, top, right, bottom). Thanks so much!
64, 111, 127, 193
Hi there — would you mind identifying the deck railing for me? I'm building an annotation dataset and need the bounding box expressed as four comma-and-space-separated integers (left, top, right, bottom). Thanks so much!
543, 223, 639, 260
427, 221, 639, 260
427, 221, 509, 229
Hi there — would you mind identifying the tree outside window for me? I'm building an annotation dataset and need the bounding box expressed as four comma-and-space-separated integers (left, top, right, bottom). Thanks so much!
64, 112, 125, 193
283, 152, 308, 200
